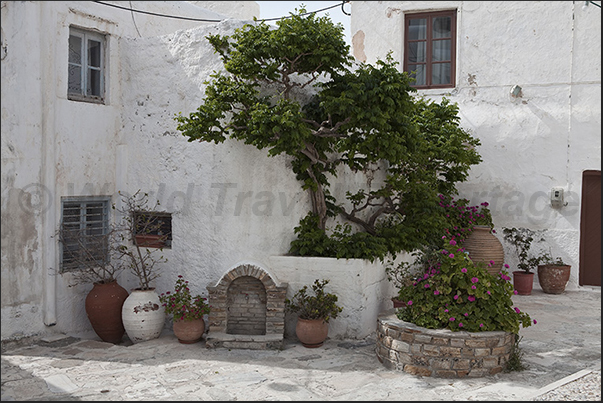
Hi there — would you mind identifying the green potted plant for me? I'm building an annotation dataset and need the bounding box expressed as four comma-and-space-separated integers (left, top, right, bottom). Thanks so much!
159, 275, 211, 344
285, 279, 343, 348
537, 254, 571, 294
502, 227, 550, 295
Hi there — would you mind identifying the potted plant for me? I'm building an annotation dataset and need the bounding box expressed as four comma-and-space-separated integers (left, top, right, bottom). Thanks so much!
115, 190, 168, 343
385, 260, 416, 308
159, 275, 211, 344
502, 227, 549, 295
285, 279, 343, 348
537, 254, 571, 294
56, 223, 128, 344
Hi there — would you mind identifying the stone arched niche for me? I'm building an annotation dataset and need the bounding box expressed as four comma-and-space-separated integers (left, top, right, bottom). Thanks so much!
206, 263, 287, 350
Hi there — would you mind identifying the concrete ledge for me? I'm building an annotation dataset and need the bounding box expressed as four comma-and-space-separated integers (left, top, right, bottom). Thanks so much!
376, 310, 514, 378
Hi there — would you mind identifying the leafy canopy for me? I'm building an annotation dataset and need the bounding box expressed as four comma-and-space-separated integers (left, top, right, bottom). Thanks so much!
176, 8, 482, 261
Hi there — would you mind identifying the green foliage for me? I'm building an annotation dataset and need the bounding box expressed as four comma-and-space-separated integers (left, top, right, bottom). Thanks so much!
159, 276, 211, 321
502, 227, 551, 273
396, 250, 534, 334
438, 195, 494, 246
505, 335, 528, 372
175, 8, 483, 261
285, 279, 343, 322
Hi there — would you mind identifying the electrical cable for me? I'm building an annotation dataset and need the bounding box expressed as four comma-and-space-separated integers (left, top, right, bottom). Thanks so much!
91, 1, 349, 23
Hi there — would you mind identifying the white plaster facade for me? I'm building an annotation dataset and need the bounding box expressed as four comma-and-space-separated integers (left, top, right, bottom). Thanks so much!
1, 1, 396, 342
351, 1, 601, 288
1, 1, 600, 343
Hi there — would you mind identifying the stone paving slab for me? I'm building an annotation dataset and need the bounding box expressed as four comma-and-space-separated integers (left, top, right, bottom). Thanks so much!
1, 288, 600, 401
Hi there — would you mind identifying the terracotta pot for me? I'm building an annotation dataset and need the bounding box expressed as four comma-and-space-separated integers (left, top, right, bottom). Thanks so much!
85, 280, 129, 344
296, 318, 329, 348
512, 271, 535, 295
134, 234, 165, 248
538, 264, 571, 294
172, 318, 205, 344
122, 288, 165, 343
462, 225, 505, 276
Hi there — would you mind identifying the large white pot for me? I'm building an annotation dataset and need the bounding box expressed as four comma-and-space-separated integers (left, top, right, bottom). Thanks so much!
122, 288, 165, 343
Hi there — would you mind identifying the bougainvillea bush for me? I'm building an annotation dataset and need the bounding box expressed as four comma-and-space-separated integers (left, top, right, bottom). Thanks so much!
396, 242, 535, 334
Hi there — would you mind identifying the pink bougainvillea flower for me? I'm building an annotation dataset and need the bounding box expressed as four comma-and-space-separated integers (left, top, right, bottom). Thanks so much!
444, 309, 449, 313
464, 313, 469, 317
471, 285, 477, 290
459, 323, 463, 327
434, 290, 440, 295
514, 307, 521, 314
424, 283, 430, 288
407, 300, 413, 306
454, 295, 459, 300
533, 319, 537, 324
514, 290, 518, 295
461, 268, 468, 273
479, 323, 484, 328
471, 277, 479, 283
467, 295, 475, 302
487, 290, 491, 295
504, 263, 510, 269
449, 317, 455, 321
449, 240, 457, 246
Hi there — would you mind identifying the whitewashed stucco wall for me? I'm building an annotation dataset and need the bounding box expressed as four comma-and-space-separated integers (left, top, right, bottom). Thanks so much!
117, 20, 400, 340
350, 1, 602, 290
1, 1, 258, 341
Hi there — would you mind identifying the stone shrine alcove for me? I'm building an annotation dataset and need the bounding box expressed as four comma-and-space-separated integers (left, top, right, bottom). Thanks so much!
205, 263, 287, 350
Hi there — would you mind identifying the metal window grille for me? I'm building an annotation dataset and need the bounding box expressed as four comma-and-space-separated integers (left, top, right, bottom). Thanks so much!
60, 197, 110, 271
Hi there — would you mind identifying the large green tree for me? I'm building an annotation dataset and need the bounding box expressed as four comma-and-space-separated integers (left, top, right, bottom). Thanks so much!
176, 8, 482, 261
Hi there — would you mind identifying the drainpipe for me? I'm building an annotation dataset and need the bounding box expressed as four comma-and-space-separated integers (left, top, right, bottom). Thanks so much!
40, 2, 57, 326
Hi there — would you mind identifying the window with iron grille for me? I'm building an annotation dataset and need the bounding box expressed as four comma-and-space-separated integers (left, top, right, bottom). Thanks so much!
134, 212, 172, 249
60, 197, 111, 271
404, 10, 456, 89
68, 27, 106, 103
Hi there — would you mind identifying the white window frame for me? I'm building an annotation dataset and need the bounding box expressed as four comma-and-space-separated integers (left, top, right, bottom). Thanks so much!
60, 196, 111, 271
68, 27, 106, 103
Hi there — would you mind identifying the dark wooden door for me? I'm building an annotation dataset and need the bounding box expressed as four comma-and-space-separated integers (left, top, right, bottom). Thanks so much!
579, 170, 601, 286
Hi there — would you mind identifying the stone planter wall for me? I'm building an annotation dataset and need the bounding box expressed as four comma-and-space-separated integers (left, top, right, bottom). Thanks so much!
376, 311, 515, 378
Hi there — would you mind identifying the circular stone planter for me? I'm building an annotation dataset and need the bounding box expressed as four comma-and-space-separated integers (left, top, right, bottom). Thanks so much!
376, 311, 515, 378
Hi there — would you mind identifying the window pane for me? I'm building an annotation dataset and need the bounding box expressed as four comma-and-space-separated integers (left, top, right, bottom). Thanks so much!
432, 39, 451, 62
408, 64, 426, 86
88, 68, 101, 96
433, 16, 451, 39
88, 39, 101, 68
408, 18, 426, 40
68, 65, 82, 94
408, 42, 426, 63
432, 63, 451, 85
68, 35, 82, 64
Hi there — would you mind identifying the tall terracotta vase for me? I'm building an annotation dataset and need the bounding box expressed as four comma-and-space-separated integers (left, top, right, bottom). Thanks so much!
538, 264, 571, 294
512, 271, 535, 295
85, 280, 129, 344
172, 318, 205, 344
296, 318, 329, 348
122, 288, 165, 343
462, 225, 505, 276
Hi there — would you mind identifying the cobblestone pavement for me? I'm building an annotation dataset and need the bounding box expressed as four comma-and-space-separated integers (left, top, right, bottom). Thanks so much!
1, 288, 600, 401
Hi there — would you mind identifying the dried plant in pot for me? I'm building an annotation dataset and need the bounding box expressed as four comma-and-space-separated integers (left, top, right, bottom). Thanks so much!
56, 222, 128, 344
114, 190, 168, 343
